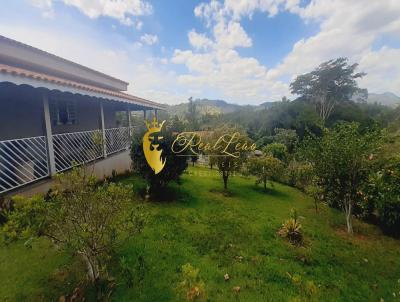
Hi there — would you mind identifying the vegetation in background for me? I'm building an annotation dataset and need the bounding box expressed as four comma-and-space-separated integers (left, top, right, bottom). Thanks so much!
263, 142, 288, 162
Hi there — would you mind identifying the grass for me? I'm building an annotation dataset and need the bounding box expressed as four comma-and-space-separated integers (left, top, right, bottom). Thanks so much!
1, 166, 400, 301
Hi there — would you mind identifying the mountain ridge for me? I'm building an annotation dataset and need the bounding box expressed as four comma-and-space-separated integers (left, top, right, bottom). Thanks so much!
166, 92, 399, 117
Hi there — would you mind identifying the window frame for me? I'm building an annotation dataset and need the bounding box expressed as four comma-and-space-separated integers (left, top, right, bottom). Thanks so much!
49, 97, 78, 126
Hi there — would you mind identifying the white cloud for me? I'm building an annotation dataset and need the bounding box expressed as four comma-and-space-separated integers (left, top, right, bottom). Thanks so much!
358, 47, 400, 94
188, 30, 213, 50
31, 0, 152, 25
215, 20, 252, 49
26, 0, 400, 103
135, 20, 143, 30
266, 0, 400, 96
140, 34, 158, 45
173, 0, 400, 102
30, 0, 54, 18
171, 0, 286, 103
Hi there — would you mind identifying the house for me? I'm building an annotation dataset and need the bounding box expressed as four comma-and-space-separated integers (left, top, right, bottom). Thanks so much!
0, 35, 165, 196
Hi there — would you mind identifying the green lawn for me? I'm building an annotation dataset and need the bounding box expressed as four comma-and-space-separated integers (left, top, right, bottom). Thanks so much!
1, 166, 400, 301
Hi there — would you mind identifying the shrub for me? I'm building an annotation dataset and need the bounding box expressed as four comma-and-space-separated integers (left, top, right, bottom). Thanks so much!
0, 195, 49, 243
46, 167, 146, 285
278, 209, 303, 246
286, 160, 314, 190
263, 142, 288, 162
130, 123, 188, 197
368, 158, 400, 235
176, 263, 205, 302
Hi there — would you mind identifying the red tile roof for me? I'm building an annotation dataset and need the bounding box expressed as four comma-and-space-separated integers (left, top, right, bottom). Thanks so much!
0, 63, 165, 109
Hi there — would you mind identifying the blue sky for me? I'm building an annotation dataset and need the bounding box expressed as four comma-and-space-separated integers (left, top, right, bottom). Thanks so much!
1, 0, 399, 105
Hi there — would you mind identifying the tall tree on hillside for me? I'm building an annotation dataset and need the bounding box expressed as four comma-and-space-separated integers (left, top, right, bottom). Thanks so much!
290, 58, 367, 123
187, 97, 199, 164
186, 97, 198, 130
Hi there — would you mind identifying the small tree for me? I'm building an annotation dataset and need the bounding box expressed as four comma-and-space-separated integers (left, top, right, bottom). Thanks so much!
208, 126, 252, 190
300, 122, 381, 233
45, 168, 145, 285
247, 155, 283, 190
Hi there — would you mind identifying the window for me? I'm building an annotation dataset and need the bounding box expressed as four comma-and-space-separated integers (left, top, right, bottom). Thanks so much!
49, 98, 77, 126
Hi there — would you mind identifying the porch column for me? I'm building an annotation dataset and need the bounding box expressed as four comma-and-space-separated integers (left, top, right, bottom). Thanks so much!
155, 109, 158, 119
126, 107, 132, 137
100, 101, 107, 158
143, 109, 147, 120
43, 94, 56, 176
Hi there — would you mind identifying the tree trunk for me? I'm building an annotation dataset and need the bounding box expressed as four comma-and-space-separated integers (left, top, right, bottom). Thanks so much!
82, 253, 100, 284
223, 172, 228, 190
345, 201, 353, 234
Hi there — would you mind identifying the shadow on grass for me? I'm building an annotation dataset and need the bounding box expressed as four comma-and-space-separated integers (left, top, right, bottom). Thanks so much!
246, 183, 291, 200
132, 179, 199, 206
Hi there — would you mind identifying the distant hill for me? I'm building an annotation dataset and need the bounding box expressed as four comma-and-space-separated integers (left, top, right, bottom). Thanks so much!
166, 92, 399, 118
367, 92, 400, 108
166, 98, 279, 117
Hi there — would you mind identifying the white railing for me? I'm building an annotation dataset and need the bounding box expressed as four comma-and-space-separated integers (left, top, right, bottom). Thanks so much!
0, 127, 134, 194
105, 127, 131, 155
0, 136, 49, 193
53, 129, 104, 172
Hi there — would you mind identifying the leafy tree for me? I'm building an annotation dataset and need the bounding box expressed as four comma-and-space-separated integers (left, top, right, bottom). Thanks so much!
247, 155, 283, 190
299, 122, 381, 234
286, 160, 314, 190
131, 122, 188, 197
290, 57, 367, 123
208, 126, 252, 190
273, 128, 299, 152
263, 143, 288, 162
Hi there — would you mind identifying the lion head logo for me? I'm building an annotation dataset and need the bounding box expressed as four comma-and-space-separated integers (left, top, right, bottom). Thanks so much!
143, 117, 166, 174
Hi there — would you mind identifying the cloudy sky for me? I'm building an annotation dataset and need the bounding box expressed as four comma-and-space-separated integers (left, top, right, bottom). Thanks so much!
1, 0, 400, 105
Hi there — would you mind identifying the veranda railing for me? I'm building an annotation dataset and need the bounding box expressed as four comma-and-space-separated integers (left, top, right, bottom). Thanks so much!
0, 126, 134, 194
